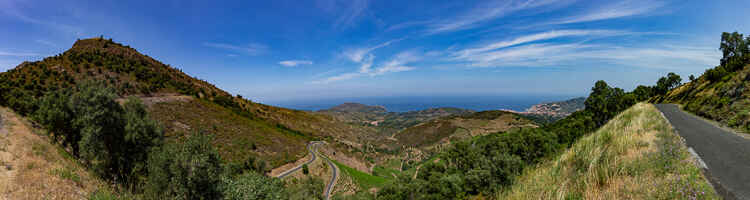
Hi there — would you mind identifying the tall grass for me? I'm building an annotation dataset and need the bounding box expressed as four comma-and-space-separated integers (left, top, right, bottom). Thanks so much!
497, 103, 718, 199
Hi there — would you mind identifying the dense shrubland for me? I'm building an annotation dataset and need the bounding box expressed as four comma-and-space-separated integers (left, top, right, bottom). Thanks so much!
2, 80, 318, 199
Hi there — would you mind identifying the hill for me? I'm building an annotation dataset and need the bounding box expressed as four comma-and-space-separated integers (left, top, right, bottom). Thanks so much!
498, 103, 717, 199
394, 110, 537, 149
318, 103, 474, 135
519, 97, 585, 123
655, 32, 750, 134
0, 37, 378, 167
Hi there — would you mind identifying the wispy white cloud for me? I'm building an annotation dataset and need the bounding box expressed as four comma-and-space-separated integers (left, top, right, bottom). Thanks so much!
454, 40, 718, 70
427, 0, 566, 34
332, 0, 369, 29
553, 0, 667, 24
316, 50, 420, 83
0, 1, 83, 35
279, 60, 314, 67
455, 29, 625, 58
449, 29, 713, 69
35, 39, 56, 47
203, 42, 268, 55
0, 51, 39, 57
342, 38, 402, 63
370, 51, 419, 76
312, 72, 362, 84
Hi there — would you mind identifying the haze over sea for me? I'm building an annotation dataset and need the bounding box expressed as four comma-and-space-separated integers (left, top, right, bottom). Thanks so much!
266, 95, 579, 113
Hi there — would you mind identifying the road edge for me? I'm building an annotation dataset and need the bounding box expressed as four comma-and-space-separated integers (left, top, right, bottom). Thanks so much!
656, 104, 738, 200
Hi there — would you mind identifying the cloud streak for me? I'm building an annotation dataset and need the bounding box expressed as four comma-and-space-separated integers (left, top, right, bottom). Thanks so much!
333, 0, 369, 29
427, 0, 566, 34
454, 40, 718, 70
315, 50, 420, 84
203, 42, 268, 55
279, 60, 313, 67
553, 0, 667, 24
455, 29, 625, 59
0, 0, 83, 35
0, 51, 38, 57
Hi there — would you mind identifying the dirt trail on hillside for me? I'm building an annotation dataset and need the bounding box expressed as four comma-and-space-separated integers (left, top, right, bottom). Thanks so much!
0, 108, 102, 200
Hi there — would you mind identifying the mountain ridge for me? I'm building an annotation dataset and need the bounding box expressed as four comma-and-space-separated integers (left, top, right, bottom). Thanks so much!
0, 37, 380, 167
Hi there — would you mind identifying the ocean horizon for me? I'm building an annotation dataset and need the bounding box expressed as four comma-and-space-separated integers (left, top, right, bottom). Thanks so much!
265, 95, 582, 113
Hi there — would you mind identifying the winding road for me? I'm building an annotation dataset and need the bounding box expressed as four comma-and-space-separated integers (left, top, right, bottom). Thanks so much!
276, 142, 319, 178
656, 104, 750, 200
275, 141, 339, 200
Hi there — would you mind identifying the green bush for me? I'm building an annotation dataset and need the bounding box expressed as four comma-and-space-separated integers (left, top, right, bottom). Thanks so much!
220, 172, 287, 200
145, 131, 223, 200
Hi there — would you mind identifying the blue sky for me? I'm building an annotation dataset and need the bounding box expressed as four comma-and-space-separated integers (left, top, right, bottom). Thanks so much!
1, 0, 749, 104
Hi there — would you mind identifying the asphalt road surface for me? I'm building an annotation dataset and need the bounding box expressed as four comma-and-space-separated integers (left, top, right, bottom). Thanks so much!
656, 104, 750, 200
277, 142, 319, 178
274, 141, 338, 200
323, 154, 338, 200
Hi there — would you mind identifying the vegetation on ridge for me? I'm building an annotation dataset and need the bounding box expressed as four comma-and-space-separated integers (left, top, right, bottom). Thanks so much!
498, 103, 718, 199
656, 31, 750, 134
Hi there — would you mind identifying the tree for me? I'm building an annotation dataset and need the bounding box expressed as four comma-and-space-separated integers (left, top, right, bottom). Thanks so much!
720, 32, 749, 71
585, 80, 614, 126
689, 74, 696, 82
33, 89, 76, 148
70, 81, 125, 177
302, 164, 309, 175
655, 72, 681, 95
632, 85, 653, 101
145, 131, 223, 200
122, 97, 164, 184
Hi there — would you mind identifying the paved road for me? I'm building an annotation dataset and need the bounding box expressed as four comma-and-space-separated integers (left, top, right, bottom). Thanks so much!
274, 141, 339, 200
277, 142, 319, 178
656, 104, 750, 200
322, 154, 338, 200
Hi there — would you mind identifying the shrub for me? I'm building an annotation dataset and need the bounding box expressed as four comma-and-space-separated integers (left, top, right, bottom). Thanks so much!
220, 172, 287, 200
145, 131, 223, 200
70, 81, 125, 177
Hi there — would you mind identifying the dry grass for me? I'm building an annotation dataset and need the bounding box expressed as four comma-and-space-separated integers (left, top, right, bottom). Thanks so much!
497, 103, 719, 200
0, 107, 106, 200
148, 98, 310, 167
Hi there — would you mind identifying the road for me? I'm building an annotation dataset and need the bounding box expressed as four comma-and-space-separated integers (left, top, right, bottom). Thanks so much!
275, 141, 339, 200
656, 104, 750, 200
322, 153, 338, 200
276, 142, 319, 178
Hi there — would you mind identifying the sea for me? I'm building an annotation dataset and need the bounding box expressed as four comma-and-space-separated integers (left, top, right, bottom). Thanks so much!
266, 95, 580, 113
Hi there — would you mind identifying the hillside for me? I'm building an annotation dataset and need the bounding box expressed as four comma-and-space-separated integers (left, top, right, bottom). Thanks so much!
394, 110, 537, 149
318, 103, 474, 135
0, 107, 111, 199
498, 103, 717, 199
656, 32, 750, 134
515, 97, 586, 124
0, 38, 378, 167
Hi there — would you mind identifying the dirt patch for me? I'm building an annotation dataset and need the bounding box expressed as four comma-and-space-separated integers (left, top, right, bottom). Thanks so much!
0, 107, 105, 200
116, 93, 193, 107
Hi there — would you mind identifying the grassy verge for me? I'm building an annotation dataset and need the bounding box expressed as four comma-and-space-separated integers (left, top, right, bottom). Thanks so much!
332, 160, 388, 190
497, 103, 718, 199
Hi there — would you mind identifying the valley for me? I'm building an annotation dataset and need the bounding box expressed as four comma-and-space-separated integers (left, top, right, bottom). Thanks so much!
0, 32, 742, 199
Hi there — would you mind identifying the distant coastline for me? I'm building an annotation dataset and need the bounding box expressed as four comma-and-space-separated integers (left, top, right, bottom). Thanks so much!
265, 95, 580, 113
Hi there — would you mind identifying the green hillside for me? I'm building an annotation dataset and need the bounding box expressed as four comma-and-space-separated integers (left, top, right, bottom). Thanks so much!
394, 110, 537, 148
656, 32, 750, 133
0, 37, 377, 167
498, 103, 717, 199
